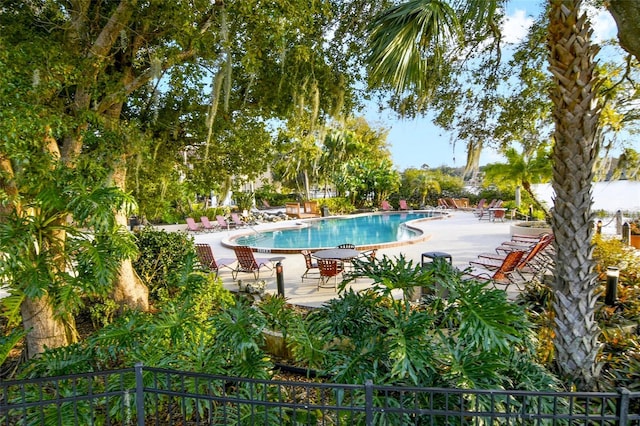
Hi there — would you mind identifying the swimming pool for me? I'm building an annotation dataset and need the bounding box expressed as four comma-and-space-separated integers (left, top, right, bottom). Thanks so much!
227, 211, 446, 253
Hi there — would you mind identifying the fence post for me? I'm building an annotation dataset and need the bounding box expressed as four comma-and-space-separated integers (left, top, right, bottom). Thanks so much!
365, 380, 373, 425
135, 363, 145, 426
617, 387, 630, 425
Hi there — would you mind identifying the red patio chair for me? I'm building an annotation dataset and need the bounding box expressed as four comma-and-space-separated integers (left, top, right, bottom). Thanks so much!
317, 258, 344, 291
195, 244, 236, 277
300, 250, 319, 281
232, 246, 272, 280
231, 212, 247, 228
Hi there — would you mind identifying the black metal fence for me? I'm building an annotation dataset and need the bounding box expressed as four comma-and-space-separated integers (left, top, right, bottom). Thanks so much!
1, 364, 639, 425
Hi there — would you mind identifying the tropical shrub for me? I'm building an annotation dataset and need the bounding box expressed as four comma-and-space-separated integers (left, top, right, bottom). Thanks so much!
315, 197, 354, 214
132, 227, 195, 302
288, 256, 558, 391
19, 265, 235, 379
520, 234, 640, 390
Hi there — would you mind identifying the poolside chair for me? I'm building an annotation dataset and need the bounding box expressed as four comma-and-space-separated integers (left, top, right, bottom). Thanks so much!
232, 246, 273, 279
186, 217, 203, 233
471, 234, 554, 284
380, 200, 393, 211
337, 243, 356, 249
463, 250, 526, 291
437, 198, 450, 209
473, 199, 486, 217
358, 249, 377, 261
300, 250, 319, 281
399, 199, 409, 210
195, 244, 236, 277
496, 233, 554, 254
216, 215, 236, 230
231, 212, 247, 228
317, 258, 344, 291
445, 198, 460, 209
200, 216, 218, 232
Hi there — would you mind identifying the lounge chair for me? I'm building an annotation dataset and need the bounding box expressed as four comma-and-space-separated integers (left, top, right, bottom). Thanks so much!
200, 216, 218, 232
356, 248, 377, 263
186, 217, 203, 233
300, 250, 319, 281
195, 244, 236, 277
380, 200, 393, 211
478, 199, 500, 220
216, 215, 236, 230
317, 258, 344, 291
463, 250, 526, 291
471, 234, 554, 285
444, 198, 460, 209
474, 199, 486, 217
231, 212, 247, 228
437, 198, 450, 209
399, 199, 409, 210
232, 246, 273, 279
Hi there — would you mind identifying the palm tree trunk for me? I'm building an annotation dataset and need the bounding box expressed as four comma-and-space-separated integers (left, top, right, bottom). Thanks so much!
547, 0, 601, 390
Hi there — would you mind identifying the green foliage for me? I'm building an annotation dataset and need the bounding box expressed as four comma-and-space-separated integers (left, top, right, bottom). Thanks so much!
209, 299, 272, 379
314, 197, 354, 214
88, 297, 119, 329
0, 164, 138, 346
0, 327, 25, 368
19, 265, 235, 378
289, 257, 558, 390
233, 191, 255, 212
344, 254, 432, 301
334, 158, 400, 208
399, 168, 442, 207
256, 295, 302, 341
132, 227, 195, 301
521, 235, 640, 390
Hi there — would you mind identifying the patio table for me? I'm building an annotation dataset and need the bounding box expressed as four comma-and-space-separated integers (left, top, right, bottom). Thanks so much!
313, 248, 359, 260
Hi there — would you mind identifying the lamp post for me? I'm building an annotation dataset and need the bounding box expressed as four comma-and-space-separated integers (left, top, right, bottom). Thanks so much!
276, 262, 285, 297
622, 222, 630, 245
605, 267, 619, 306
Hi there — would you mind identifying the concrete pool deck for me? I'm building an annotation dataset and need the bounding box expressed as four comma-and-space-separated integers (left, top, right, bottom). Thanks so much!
186, 210, 533, 306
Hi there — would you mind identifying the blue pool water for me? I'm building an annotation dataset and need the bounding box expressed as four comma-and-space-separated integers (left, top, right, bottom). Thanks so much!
233, 212, 442, 250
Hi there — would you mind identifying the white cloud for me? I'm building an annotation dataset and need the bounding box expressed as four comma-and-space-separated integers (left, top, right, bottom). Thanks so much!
586, 6, 617, 43
502, 9, 534, 44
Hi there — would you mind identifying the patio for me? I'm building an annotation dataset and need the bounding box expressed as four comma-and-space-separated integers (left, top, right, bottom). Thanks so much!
187, 211, 540, 307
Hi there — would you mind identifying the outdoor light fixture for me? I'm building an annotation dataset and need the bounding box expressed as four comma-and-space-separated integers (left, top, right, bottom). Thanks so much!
605, 266, 619, 306
276, 262, 284, 297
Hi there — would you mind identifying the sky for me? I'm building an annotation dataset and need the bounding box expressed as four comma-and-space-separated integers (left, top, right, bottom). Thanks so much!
367, 1, 619, 171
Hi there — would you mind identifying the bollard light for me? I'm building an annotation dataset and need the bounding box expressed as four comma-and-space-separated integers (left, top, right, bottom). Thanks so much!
605, 266, 619, 306
622, 222, 630, 245
276, 262, 285, 297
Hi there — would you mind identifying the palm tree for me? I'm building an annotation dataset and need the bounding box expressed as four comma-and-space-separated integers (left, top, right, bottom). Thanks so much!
482, 145, 552, 217
546, 0, 601, 389
367, 0, 603, 389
